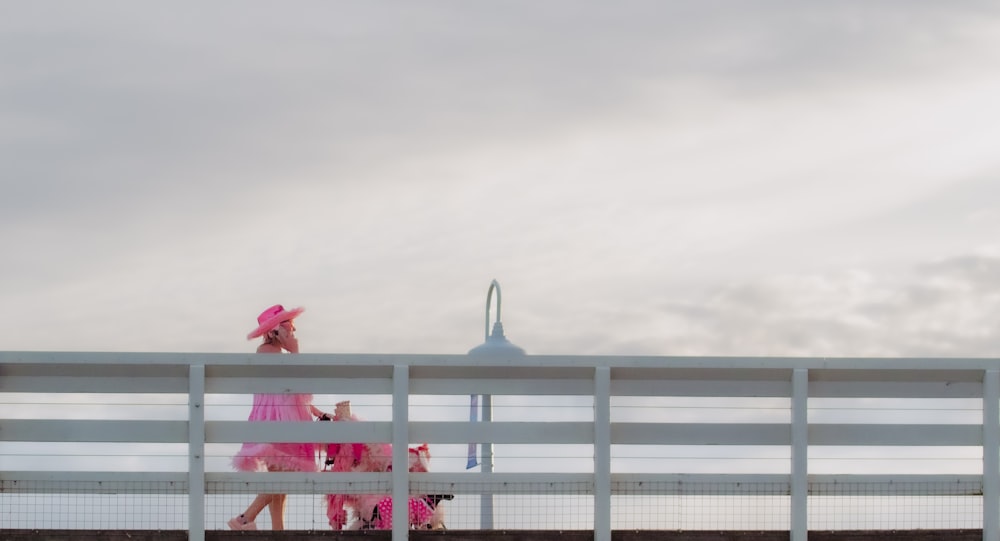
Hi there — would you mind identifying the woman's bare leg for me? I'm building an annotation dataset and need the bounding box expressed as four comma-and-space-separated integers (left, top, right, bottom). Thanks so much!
269, 493, 288, 530
243, 493, 272, 522
262, 464, 290, 530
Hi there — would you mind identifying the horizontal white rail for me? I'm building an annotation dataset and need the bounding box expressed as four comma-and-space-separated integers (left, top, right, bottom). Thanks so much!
1, 471, 986, 498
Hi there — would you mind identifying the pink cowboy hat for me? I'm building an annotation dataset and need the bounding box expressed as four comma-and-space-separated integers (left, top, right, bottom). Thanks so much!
247, 304, 305, 340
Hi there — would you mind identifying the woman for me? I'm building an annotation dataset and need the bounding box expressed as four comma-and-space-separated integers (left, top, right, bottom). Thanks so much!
228, 304, 330, 531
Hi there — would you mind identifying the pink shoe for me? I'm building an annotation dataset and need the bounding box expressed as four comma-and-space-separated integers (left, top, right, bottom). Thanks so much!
228, 515, 257, 530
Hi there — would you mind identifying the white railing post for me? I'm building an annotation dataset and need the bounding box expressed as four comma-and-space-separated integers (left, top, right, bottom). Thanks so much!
480, 393, 495, 528
791, 368, 808, 541
392, 364, 410, 540
984, 369, 999, 541
594, 366, 612, 541
188, 364, 205, 541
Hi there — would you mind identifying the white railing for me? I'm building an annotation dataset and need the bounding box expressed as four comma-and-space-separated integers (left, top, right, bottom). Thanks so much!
1, 351, 998, 541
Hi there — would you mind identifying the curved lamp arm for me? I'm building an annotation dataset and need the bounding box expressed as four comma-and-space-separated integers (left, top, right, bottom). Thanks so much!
484, 279, 502, 341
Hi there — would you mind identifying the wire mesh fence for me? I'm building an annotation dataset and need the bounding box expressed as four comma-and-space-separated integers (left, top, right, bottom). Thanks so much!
206, 482, 333, 531
1, 476, 988, 531
612, 479, 791, 530
808, 479, 983, 530
0, 479, 188, 530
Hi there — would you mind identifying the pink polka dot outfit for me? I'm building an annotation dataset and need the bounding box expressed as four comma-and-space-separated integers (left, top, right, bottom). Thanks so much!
373, 496, 436, 529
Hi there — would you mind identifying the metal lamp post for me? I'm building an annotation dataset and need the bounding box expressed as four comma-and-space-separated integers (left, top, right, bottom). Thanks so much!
468, 279, 525, 529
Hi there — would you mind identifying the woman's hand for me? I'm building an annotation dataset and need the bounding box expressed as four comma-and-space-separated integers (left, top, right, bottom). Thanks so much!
274, 325, 299, 353
310, 405, 331, 420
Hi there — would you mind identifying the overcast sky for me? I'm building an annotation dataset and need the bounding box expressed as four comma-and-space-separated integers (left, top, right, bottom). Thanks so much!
2, 1, 999, 358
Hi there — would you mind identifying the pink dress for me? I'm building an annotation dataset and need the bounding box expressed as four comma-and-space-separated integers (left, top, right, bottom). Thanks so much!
232, 393, 319, 472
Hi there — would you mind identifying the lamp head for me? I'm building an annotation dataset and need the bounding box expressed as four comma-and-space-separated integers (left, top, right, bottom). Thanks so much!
468, 321, 525, 356
468, 280, 526, 357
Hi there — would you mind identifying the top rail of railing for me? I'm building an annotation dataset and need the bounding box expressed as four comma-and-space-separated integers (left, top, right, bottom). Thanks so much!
3, 350, 1000, 368
4, 351, 999, 400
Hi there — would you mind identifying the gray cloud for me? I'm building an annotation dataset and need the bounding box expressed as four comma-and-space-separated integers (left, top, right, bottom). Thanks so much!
620, 253, 1000, 357
2, 2, 999, 358
5, 2, 998, 185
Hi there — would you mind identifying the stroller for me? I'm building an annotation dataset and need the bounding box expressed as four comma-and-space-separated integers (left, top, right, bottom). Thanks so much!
320, 401, 453, 530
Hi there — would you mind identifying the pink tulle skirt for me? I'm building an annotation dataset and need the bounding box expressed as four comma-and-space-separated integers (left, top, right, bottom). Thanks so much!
232, 393, 319, 472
